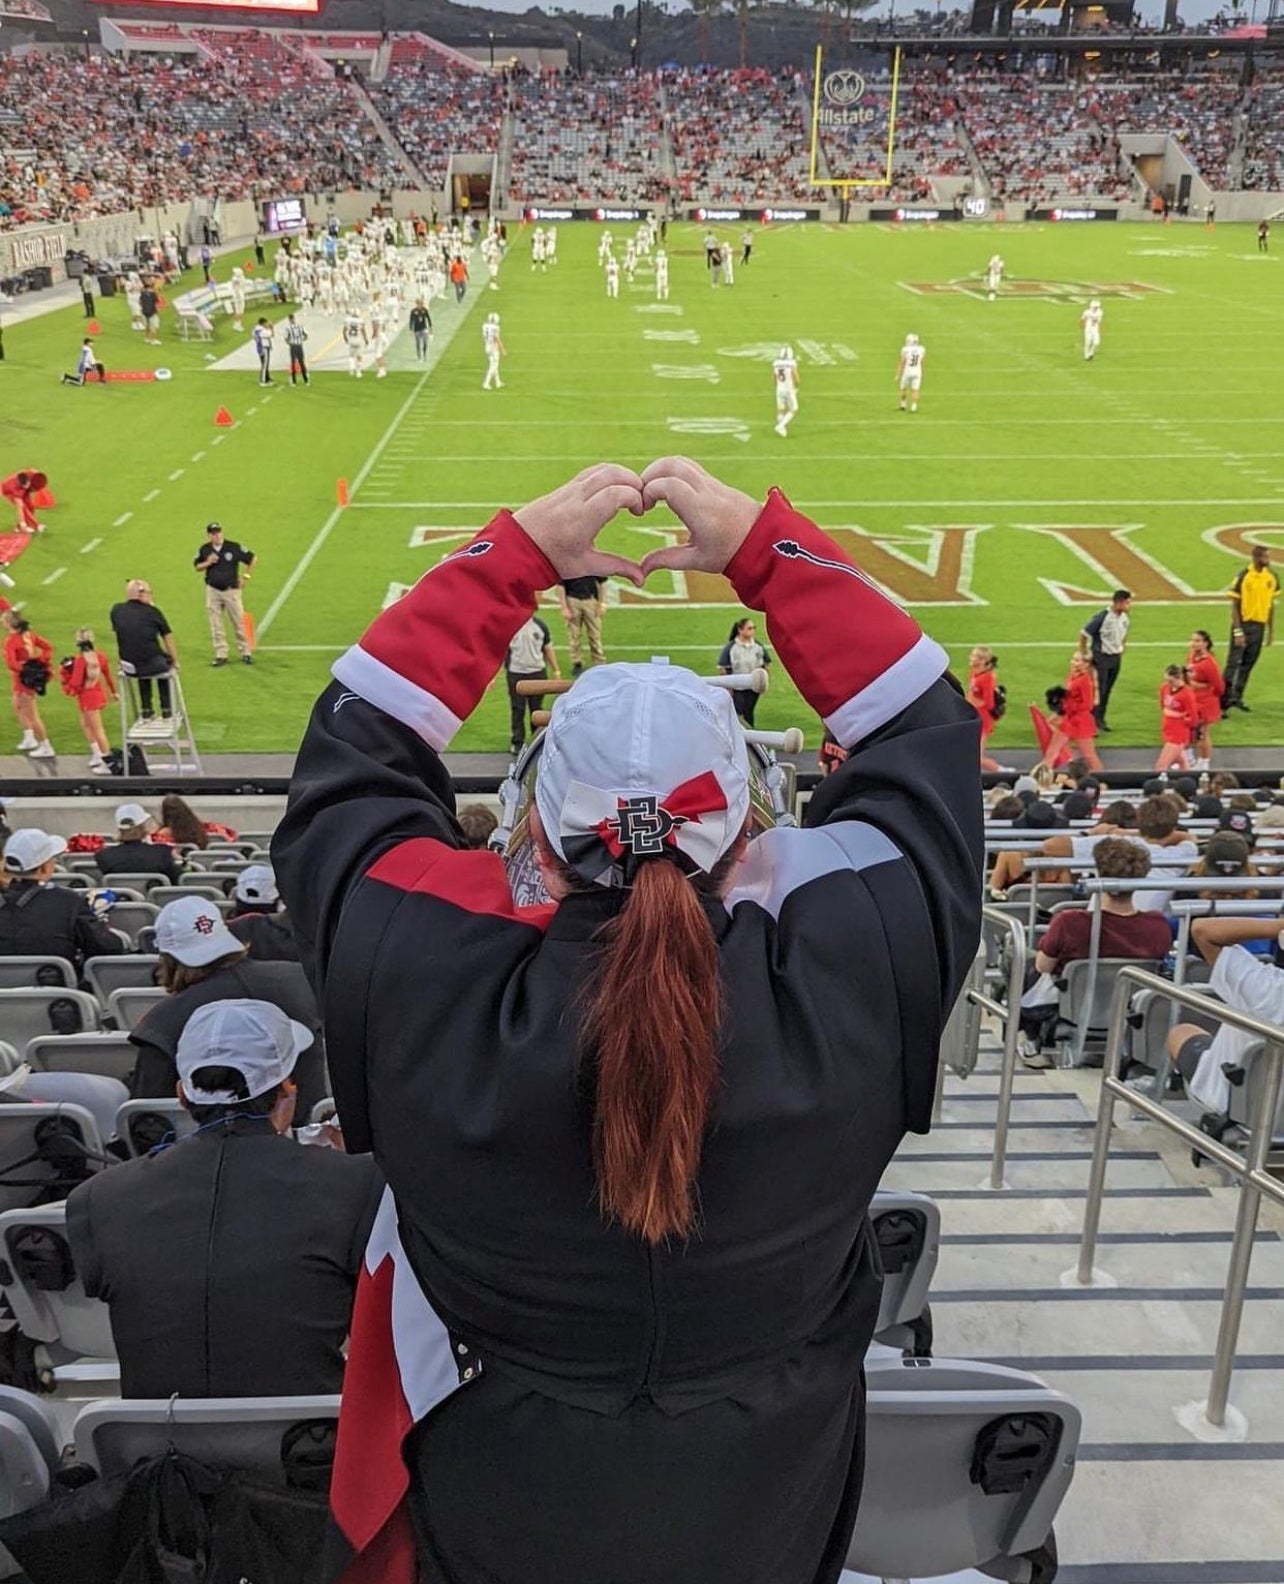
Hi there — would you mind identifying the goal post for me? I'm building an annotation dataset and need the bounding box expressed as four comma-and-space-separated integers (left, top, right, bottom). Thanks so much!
809, 44, 902, 190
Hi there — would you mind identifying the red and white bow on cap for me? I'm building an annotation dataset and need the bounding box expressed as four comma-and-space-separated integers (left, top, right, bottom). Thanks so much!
560, 771, 732, 883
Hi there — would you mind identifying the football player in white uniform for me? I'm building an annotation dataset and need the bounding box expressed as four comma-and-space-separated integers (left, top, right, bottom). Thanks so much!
343, 312, 367, 378
654, 247, 669, 301
597, 229, 614, 265
532, 227, 547, 272
482, 312, 506, 390
772, 344, 799, 438
545, 225, 558, 265
605, 256, 620, 299
897, 333, 925, 412
985, 254, 1003, 301
1081, 297, 1103, 360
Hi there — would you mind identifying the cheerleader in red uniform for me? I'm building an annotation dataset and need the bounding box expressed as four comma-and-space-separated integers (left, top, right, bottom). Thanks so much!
967, 645, 1013, 774
1038, 651, 1102, 772
1156, 663, 1199, 774
63, 627, 116, 775
1186, 629, 1223, 771
0, 471, 43, 535
3, 611, 54, 758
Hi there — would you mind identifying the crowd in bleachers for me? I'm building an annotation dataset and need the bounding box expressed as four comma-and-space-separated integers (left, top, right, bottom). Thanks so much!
1241, 64, 1284, 191
666, 67, 813, 203
509, 70, 668, 204
367, 59, 506, 188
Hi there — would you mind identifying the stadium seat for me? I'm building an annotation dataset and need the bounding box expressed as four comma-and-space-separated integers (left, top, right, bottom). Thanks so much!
83, 955, 160, 1007
939, 942, 986, 1081
0, 988, 101, 1058
28, 1032, 137, 1084
0, 1411, 50, 1525
106, 986, 165, 1032
103, 901, 159, 948
174, 871, 235, 894
0, 959, 76, 992
74, 1395, 341, 1484
0, 1203, 116, 1360
48, 870, 91, 890
149, 888, 234, 917
0, 1387, 62, 1473
846, 1353, 1081, 1583
0, 1104, 104, 1221
1053, 958, 1164, 1066
870, 1191, 940, 1357
0, 1074, 128, 1147
0, 1044, 18, 1079
97, 872, 168, 897
115, 1098, 196, 1157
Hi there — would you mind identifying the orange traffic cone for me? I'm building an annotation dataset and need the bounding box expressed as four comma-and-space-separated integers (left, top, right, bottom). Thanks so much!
30, 487, 55, 509
337, 478, 350, 506
214, 406, 234, 427
87, 319, 102, 335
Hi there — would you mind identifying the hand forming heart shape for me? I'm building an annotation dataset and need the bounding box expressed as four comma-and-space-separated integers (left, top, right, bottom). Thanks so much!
512, 458, 761, 589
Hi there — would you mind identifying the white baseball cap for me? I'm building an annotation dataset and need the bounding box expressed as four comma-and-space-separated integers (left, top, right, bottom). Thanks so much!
175, 999, 310, 1105
234, 864, 279, 906
156, 895, 242, 967
3, 829, 67, 875
534, 662, 751, 888
115, 803, 152, 830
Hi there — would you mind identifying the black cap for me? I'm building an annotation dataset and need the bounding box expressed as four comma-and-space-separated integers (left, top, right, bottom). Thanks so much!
1218, 809, 1255, 845
205, 522, 221, 534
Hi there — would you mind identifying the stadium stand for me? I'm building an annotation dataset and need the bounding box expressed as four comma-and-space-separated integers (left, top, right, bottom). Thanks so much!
509, 71, 669, 204
367, 60, 506, 190
667, 67, 813, 203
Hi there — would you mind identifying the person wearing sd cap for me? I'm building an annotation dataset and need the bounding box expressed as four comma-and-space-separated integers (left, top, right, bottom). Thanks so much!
0, 829, 124, 971
95, 803, 182, 884
109, 579, 179, 721
227, 864, 299, 963
194, 522, 255, 668
275, 459, 982, 1584
130, 896, 326, 1114
66, 999, 382, 1398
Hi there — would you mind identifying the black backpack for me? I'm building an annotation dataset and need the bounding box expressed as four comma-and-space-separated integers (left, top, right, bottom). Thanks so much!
991, 683, 1008, 721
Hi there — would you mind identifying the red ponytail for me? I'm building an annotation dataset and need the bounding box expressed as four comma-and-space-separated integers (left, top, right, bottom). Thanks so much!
581, 858, 725, 1244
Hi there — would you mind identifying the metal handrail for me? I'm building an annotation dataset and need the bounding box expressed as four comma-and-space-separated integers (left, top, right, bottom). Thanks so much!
1076, 966, 1284, 1430
964, 907, 1028, 1191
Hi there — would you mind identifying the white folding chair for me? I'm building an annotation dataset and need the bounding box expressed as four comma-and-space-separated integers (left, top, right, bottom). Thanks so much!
0, 988, 101, 1058
846, 1353, 1081, 1583
28, 1032, 137, 1084
0, 1203, 116, 1360
107, 986, 166, 1032
74, 1395, 341, 1484
83, 955, 160, 1007
0, 960, 76, 992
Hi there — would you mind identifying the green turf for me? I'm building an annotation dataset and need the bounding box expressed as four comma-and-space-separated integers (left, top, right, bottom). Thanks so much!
5, 219, 1282, 757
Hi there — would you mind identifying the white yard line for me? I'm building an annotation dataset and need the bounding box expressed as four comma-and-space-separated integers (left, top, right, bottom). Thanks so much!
112, 512, 132, 528
168, 469, 185, 482
41, 567, 65, 586
211, 435, 226, 447
79, 539, 101, 555
142, 489, 161, 503
191, 451, 206, 463
256, 371, 433, 638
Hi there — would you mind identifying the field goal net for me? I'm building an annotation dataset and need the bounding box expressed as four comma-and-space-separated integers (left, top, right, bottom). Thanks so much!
809, 45, 902, 189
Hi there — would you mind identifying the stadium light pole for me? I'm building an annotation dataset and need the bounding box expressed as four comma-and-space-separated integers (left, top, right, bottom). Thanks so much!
488, 29, 495, 66
630, 33, 638, 68
576, 28, 583, 71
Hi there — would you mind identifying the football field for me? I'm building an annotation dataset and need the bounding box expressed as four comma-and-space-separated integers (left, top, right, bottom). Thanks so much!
7, 218, 1282, 756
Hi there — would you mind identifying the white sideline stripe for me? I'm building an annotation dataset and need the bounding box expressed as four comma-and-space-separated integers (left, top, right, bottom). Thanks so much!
79, 539, 101, 555
41, 567, 65, 586
348, 497, 1284, 511
256, 371, 432, 638
142, 489, 161, 503
112, 512, 132, 528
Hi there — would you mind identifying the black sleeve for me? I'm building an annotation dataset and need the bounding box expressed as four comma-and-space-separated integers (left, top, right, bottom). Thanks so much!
152, 609, 172, 639
129, 1035, 176, 1099
65, 1181, 104, 1298
74, 898, 128, 961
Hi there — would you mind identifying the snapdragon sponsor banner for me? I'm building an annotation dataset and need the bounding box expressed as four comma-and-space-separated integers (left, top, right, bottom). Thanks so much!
687, 207, 821, 223
809, 46, 901, 189
1031, 207, 1119, 222
522, 205, 653, 223
869, 207, 961, 223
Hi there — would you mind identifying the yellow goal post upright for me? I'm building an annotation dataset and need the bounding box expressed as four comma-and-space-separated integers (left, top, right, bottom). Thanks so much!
808, 44, 903, 190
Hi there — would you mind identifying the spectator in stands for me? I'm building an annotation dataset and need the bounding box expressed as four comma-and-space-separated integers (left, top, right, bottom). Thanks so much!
227, 865, 298, 963
66, 998, 382, 1398
1189, 830, 1257, 899
96, 803, 182, 884
1019, 837, 1173, 1065
1166, 915, 1284, 1117
274, 457, 982, 1584
131, 896, 326, 1113
457, 804, 498, 850
109, 579, 178, 722
0, 828, 125, 971
152, 792, 237, 848
1043, 794, 1199, 911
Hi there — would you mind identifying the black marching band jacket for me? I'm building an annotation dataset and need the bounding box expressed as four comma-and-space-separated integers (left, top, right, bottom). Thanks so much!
274, 489, 983, 1584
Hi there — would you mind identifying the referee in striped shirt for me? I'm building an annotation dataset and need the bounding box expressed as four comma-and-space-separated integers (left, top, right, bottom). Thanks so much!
284, 314, 310, 387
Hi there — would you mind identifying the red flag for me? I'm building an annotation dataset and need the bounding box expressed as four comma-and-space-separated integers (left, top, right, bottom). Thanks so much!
1029, 704, 1072, 767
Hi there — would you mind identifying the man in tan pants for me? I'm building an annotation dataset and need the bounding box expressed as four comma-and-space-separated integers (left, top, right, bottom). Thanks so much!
193, 521, 256, 666
559, 574, 606, 676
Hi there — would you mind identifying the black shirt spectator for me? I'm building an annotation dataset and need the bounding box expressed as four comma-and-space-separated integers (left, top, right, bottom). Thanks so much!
560, 575, 605, 601
194, 528, 254, 590
226, 863, 299, 963
0, 829, 125, 971
95, 803, 181, 885
109, 588, 174, 672
67, 999, 381, 1397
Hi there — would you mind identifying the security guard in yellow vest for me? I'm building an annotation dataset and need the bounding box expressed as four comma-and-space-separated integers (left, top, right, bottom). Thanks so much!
1224, 543, 1280, 711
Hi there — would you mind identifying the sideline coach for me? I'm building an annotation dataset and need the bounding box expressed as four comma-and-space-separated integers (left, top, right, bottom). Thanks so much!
194, 522, 255, 667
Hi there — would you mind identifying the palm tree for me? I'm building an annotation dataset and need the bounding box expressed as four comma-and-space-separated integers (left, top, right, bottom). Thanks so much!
687, 0, 723, 61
